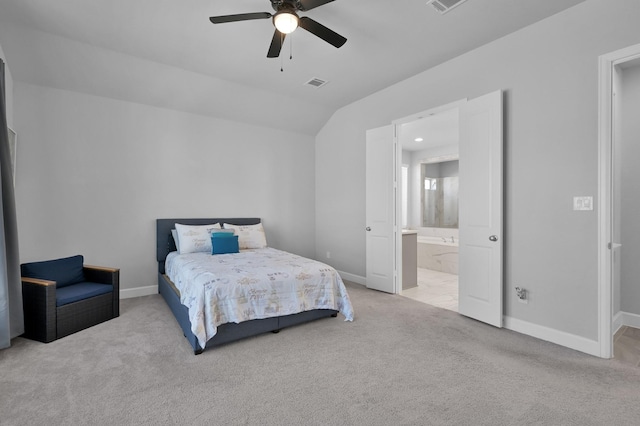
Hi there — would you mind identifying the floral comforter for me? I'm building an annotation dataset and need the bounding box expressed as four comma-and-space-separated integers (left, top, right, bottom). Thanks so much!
166, 248, 354, 348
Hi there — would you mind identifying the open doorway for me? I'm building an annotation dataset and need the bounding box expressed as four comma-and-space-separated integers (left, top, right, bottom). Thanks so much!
598, 43, 640, 359
366, 91, 503, 326
396, 106, 460, 312
605, 55, 640, 362
613, 58, 640, 364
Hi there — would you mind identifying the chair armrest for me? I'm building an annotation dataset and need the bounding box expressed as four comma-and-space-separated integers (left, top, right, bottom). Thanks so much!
22, 277, 56, 287
84, 265, 119, 284
21, 277, 57, 343
84, 265, 120, 317
84, 265, 119, 273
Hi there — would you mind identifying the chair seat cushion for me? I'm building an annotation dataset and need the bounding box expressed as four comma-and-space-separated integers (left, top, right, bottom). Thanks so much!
56, 282, 113, 307
21, 255, 85, 288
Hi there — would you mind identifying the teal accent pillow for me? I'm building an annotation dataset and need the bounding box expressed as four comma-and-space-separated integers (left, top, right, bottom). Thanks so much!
211, 229, 235, 236
211, 234, 239, 255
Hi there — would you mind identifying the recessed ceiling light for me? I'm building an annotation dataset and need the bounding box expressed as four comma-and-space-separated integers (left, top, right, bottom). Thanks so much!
414, 137, 424, 142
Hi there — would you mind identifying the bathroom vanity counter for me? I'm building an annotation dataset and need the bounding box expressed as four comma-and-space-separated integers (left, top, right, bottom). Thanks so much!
402, 231, 418, 289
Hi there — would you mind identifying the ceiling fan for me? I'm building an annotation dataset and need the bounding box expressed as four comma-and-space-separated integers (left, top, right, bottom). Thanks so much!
209, 0, 347, 58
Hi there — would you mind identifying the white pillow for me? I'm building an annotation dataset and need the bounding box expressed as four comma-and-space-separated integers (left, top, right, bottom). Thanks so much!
174, 223, 221, 254
171, 229, 181, 252
223, 223, 267, 249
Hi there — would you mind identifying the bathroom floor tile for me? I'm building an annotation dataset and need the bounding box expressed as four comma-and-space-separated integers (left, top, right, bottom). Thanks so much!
401, 268, 458, 312
614, 326, 640, 367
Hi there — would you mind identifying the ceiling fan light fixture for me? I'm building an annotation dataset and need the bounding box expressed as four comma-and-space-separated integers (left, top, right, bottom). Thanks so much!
273, 11, 299, 34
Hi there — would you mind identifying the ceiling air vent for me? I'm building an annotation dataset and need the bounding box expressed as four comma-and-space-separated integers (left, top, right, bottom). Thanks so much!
304, 77, 328, 88
426, 0, 469, 14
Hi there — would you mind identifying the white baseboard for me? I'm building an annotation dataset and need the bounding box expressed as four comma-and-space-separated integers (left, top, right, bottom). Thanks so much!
120, 285, 157, 299
615, 310, 640, 331
337, 270, 365, 286
504, 315, 601, 357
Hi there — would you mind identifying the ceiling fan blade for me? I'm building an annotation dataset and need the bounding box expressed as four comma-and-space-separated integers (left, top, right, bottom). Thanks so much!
209, 12, 271, 24
267, 30, 286, 58
297, 0, 335, 12
298, 17, 346, 48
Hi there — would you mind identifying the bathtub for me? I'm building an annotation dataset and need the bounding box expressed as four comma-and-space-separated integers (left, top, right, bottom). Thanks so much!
417, 235, 459, 275
417, 236, 458, 247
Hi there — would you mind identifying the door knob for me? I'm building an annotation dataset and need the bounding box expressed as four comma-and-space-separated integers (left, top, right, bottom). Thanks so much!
366, 227, 371, 231
489, 235, 498, 242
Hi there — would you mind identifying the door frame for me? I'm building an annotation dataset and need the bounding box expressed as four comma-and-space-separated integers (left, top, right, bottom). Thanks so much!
597, 42, 640, 359
393, 100, 466, 294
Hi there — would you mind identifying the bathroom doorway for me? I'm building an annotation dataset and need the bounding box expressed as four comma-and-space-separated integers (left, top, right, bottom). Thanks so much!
366, 91, 503, 325
397, 105, 460, 312
598, 44, 640, 359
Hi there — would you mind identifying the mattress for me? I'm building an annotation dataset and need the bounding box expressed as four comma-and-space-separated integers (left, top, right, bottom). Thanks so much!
166, 248, 354, 348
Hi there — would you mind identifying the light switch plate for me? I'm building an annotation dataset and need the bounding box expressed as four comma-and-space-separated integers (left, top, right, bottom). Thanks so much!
573, 196, 593, 211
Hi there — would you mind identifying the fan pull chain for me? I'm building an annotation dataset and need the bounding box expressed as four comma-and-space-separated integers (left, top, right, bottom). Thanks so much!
290, 36, 293, 60
280, 32, 285, 72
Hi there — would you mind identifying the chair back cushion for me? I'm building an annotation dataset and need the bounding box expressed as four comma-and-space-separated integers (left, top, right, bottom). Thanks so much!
21, 255, 86, 288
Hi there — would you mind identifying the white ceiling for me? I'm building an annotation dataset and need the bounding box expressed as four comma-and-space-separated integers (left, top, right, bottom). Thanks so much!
0, 0, 585, 135
398, 108, 459, 152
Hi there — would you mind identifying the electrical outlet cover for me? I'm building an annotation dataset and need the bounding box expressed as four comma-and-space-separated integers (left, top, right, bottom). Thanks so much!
573, 196, 593, 211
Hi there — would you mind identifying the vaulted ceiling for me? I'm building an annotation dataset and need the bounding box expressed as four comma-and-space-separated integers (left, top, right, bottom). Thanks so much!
0, 0, 585, 135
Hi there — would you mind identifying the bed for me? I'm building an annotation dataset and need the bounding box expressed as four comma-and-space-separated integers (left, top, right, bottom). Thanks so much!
156, 218, 354, 354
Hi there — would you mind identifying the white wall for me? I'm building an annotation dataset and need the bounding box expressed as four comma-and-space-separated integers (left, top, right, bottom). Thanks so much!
14, 83, 316, 294
315, 0, 640, 342
620, 64, 640, 315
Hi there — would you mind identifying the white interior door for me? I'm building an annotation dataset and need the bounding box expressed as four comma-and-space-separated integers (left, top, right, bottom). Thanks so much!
366, 125, 396, 293
458, 90, 503, 327
611, 65, 622, 336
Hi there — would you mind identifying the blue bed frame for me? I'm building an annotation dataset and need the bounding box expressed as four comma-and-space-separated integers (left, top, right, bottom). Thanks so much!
156, 218, 338, 354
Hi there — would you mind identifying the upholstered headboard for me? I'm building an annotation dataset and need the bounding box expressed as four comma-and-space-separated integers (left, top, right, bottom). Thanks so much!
156, 218, 261, 273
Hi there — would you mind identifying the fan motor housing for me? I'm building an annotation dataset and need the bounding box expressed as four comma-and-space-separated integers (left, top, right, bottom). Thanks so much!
271, 0, 301, 12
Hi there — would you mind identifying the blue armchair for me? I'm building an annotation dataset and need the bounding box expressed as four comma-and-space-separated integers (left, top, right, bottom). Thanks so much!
20, 255, 119, 343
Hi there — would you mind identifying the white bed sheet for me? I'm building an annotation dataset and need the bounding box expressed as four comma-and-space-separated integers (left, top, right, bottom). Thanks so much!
166, 247, 354, 348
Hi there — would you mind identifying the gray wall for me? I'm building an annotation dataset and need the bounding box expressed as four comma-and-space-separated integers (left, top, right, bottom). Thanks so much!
315, 0, 640, 341
620, 64, 640, 315
14, 83, 316, 293
423, 160, 459, 179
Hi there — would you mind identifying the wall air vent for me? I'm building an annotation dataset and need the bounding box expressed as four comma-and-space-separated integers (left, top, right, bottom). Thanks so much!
304, 77, 328, 88
426, 0, 469, 14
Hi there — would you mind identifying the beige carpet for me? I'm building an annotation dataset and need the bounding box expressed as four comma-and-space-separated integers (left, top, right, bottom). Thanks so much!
2, 282, 640, 425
